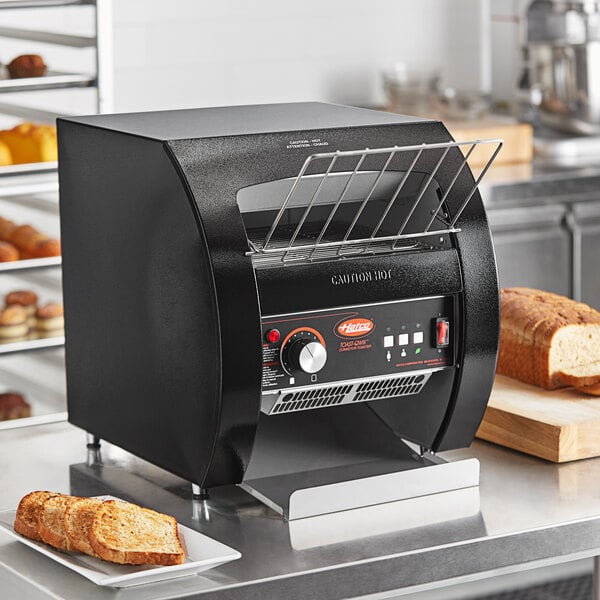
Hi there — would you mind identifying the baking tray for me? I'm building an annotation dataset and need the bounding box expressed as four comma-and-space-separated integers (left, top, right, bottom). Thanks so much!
0, 71, 94, 93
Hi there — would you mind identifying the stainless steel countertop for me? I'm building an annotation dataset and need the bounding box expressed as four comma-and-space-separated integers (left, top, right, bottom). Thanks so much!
480, 159, 600, 208
1, 421, 600, 599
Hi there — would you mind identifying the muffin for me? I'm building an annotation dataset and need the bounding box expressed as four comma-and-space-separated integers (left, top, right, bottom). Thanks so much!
6, 54, 47, 79
0, 392, 30, 421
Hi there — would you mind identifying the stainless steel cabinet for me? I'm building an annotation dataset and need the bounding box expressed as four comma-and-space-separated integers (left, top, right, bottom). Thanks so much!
570, 202, 600, 310
487, 204, 571, 297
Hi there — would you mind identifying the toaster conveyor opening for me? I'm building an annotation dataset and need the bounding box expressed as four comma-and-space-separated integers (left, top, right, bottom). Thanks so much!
237, 140, 503, 267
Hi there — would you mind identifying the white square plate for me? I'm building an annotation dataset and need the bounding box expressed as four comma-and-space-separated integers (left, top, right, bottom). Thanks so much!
0, 498, 241, 588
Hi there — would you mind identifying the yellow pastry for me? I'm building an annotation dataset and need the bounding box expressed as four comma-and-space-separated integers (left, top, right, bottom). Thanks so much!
0, 140, 12, 166
0, 123, 57, 164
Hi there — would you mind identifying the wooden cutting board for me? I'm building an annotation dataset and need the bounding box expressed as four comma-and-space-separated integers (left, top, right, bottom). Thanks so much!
476, 375, 600, 462
444, 117, 533, 167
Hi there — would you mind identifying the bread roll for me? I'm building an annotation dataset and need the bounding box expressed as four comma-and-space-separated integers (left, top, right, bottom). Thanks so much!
0, 241, 19, 262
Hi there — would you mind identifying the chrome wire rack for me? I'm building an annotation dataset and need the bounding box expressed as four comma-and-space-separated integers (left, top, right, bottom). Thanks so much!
245, 138, 502, 266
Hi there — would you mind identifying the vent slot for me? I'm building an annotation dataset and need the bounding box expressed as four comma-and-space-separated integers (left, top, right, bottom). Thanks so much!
263, 372, 434, 415
354, 373, 427, 402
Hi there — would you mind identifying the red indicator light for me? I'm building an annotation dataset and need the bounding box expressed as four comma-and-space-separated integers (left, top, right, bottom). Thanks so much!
266, 329, 281, 343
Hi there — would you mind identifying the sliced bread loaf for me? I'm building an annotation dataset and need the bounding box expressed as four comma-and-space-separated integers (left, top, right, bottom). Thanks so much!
571, 383, 600, 396
13, 490, 61, 540
90, 500, 185, 565
557, 362, 600, 388
64, 497, 104, 556
498, 287, 600, 390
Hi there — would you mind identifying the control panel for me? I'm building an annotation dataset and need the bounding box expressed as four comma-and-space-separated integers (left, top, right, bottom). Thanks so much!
261, 296, 455, 393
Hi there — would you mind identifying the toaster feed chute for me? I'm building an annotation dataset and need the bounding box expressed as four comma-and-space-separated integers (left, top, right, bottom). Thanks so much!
58, 102, 501, 516
239, 139, 502, 267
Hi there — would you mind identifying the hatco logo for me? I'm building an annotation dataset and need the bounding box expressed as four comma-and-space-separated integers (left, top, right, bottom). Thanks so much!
336, 318, 374, 338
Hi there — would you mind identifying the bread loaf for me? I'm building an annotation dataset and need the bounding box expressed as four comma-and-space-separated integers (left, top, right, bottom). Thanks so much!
557, 362, 600, 388
498, 287, 600, 390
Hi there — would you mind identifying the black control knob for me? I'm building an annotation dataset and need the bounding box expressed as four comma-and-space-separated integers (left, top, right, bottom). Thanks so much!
287, 339, 327, 374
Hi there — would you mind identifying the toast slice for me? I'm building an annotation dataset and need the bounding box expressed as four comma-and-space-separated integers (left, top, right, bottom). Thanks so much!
64, 497, 104, 556
558, 363, 600, 389
573, 383, 600, 396
13, 490, 61, 541
39, 494, 82, 551
90, 500, 185, 565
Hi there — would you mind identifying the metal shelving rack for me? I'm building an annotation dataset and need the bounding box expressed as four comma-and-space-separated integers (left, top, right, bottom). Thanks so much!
0, 0, 112, 429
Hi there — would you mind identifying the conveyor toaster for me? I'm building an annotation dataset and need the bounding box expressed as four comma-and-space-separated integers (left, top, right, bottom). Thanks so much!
58, 102, 501, 518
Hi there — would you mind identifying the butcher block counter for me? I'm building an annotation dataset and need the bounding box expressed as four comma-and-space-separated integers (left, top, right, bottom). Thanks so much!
1, 421, 600, 600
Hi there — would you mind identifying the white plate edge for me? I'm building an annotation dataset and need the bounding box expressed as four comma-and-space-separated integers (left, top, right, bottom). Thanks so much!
0, 500, 241, 586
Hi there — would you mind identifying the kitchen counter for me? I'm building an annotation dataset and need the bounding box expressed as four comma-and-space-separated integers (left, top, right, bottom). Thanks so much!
481, 160, 600, 207
1, 421, 600, 599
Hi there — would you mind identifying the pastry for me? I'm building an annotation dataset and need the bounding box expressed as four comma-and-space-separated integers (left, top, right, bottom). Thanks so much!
5, 289, 38, 317
0, 217, 60, 258
0, 392, 31, 421
35, 302, 64, 333
0, 241, 19, 262
33, 237, 61, 258
6, 54, 47, 79
0, 217, 16, 241
0, 305, 29, 339
0, 140, 12, 166
498, 287, 600, 390
0, 123, 57, 164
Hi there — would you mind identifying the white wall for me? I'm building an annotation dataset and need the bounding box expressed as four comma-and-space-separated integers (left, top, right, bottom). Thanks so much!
0, 1, 488, 117
111, 0, 487, 112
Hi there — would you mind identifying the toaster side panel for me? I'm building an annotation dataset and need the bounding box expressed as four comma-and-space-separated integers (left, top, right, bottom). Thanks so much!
166, 138, 264, 488
58, 121, 225, 486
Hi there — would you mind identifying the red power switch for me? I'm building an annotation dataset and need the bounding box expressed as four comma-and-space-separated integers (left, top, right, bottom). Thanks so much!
436, 318, 450, 348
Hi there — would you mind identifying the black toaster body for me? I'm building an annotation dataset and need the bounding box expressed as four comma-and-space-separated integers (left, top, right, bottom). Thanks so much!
58, 103, 500, 489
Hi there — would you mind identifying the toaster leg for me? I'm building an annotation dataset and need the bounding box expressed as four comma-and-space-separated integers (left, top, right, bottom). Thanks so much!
192, 483, 209, 500
192, 484, 210, 522
86, 433, 102, 467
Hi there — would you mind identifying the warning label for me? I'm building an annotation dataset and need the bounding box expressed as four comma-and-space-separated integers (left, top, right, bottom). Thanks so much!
262, 345, 284, 388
